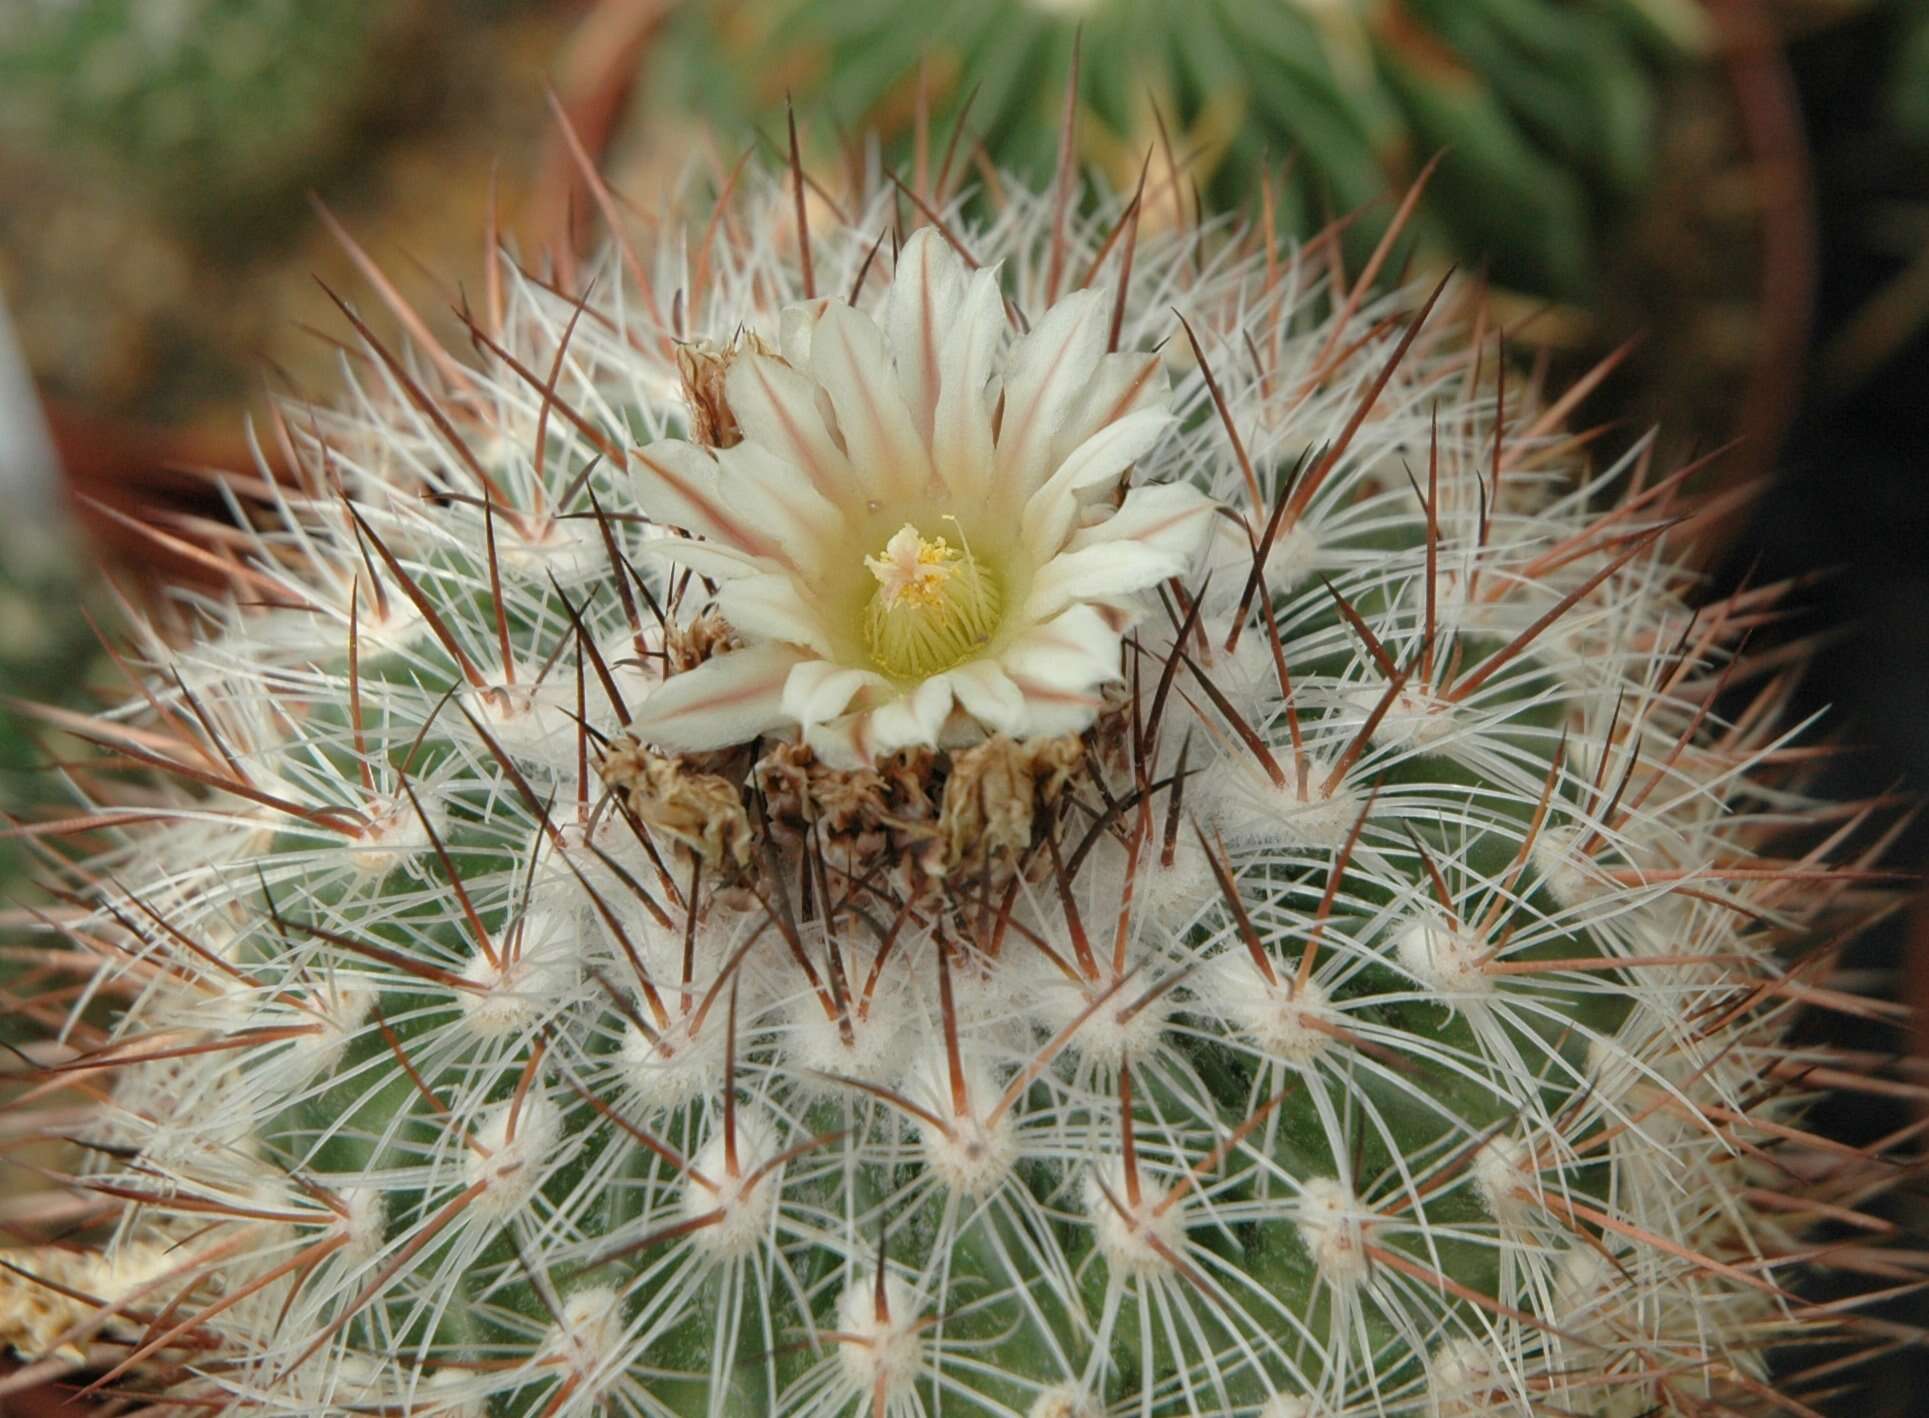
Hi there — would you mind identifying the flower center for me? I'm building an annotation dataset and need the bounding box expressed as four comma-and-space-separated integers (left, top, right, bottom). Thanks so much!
863, 523, 1002, 679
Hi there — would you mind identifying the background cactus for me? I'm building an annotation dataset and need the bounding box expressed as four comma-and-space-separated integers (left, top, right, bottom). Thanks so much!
641, 0, 1709, 299
0, 137, 1905, 1417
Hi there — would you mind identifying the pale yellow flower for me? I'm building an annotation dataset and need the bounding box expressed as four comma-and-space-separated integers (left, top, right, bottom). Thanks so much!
629, 228, 1213, 765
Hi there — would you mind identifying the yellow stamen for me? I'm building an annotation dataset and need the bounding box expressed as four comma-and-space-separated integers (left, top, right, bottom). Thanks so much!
863, 523, 1002, 679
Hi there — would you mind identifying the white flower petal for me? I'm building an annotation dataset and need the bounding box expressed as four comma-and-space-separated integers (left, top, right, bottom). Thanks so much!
628, 644, 808, 752
811, 302, 931, 503
1022, 485, 1213, 622
993, 287, 1108, 495
1066, 479, 1218, 560
1001, 605, 1125, 736
944, 658, 1029, 736
1053, 351, 1169, 464
714, 574, 835, 657
802, 712, 877, 768
882, 228, 969, 449
931, 266, 1006, 499
781, 660, 891, 727
1008, 688, 1112, 739
779, 297, 834, 368
1001, 603, 1126, 693
713, 441, 843, 551
864, 675, 956, 754
725, 352, 859, 504
633, 440, 798, 569
632, 536, 771, 583
1024, 544, 1186, 624
1020, 408, 1174, 562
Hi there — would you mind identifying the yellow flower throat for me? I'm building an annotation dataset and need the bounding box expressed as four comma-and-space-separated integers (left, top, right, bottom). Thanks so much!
863, 523, 1002, 679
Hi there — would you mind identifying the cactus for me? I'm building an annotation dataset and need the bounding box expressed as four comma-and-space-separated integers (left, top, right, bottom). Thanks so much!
1, 142, 1902, 1417
643, 0, 1711, 299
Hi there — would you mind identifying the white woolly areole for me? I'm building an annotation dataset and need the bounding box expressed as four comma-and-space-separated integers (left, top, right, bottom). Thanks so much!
912, 1052, 1017, 1197
919, 1105, 1017, 1199
1472, 1133, 1537, 1223
1206, 957, 1334, 1065
787, 985, 915, 1089
835, 1274, 925, 1403
1349, 681, 1458, 751
298, 976, 378, 1072
337, 1186, 388, 1269
419, 1367, 490, 1418
459, 680, 579, 776
1531, 823, 1607, 907
278, 977, 377, 1091
1427, 1337, 1512, 1417
458, 910, 581, 1038
495, 511, 595, 580
1295, 1176, 1370, 1286
467, 1093, 563, 1219
1084, 1163, 1185, 1278
1259, 1396, 1322, 1418
1395, 916, 1493, 1003
546, 1285, 626, 1388
1040, 968, 1172, 1070
620, 1010, 726, 1115
1131, 832, 1221, 932
1202, 755, 1365, 851
536, 806, 649, 899
344, 795, 435, 876
1203, 512, 1323, 609
1552, 1244, 1618, 1336
683, 1111, 780, 1258
1029, 1385, 1104, 1418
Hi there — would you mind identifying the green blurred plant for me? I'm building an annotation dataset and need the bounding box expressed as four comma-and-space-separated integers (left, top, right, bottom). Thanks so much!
648, 0, 1711, 298
0, 0, 444, 245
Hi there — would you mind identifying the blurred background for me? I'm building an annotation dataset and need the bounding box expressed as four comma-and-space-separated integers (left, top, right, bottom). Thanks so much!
0, 0, 1923, 1411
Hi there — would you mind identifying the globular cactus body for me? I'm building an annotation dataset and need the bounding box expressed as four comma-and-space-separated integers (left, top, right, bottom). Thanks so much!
1, 152, 1888, 1417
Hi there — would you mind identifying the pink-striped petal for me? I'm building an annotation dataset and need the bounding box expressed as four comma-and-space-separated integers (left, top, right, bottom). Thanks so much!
632, 440, 797, 569
1022, 487, 1213, 623
811, 302, 930, 504
712, 441, 842, 552
803, 711, 878, 768
1066, 479, 1217, 559
714, 573, 836, 657
1020, 408, 1174, 562
1052, 351, 1169, 463
930, 266, 1006, 500
882, 228, 969, 449
1001, 603, 1126, 696
944, 658, 1029, 736
779, 296, 834, 368
992, 287, 1108, 496
725, 352, 859, 504
781, 660, 891, 728
629, 643, 809, 752
864, 675, 957, 754
631, 536, 770, 583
